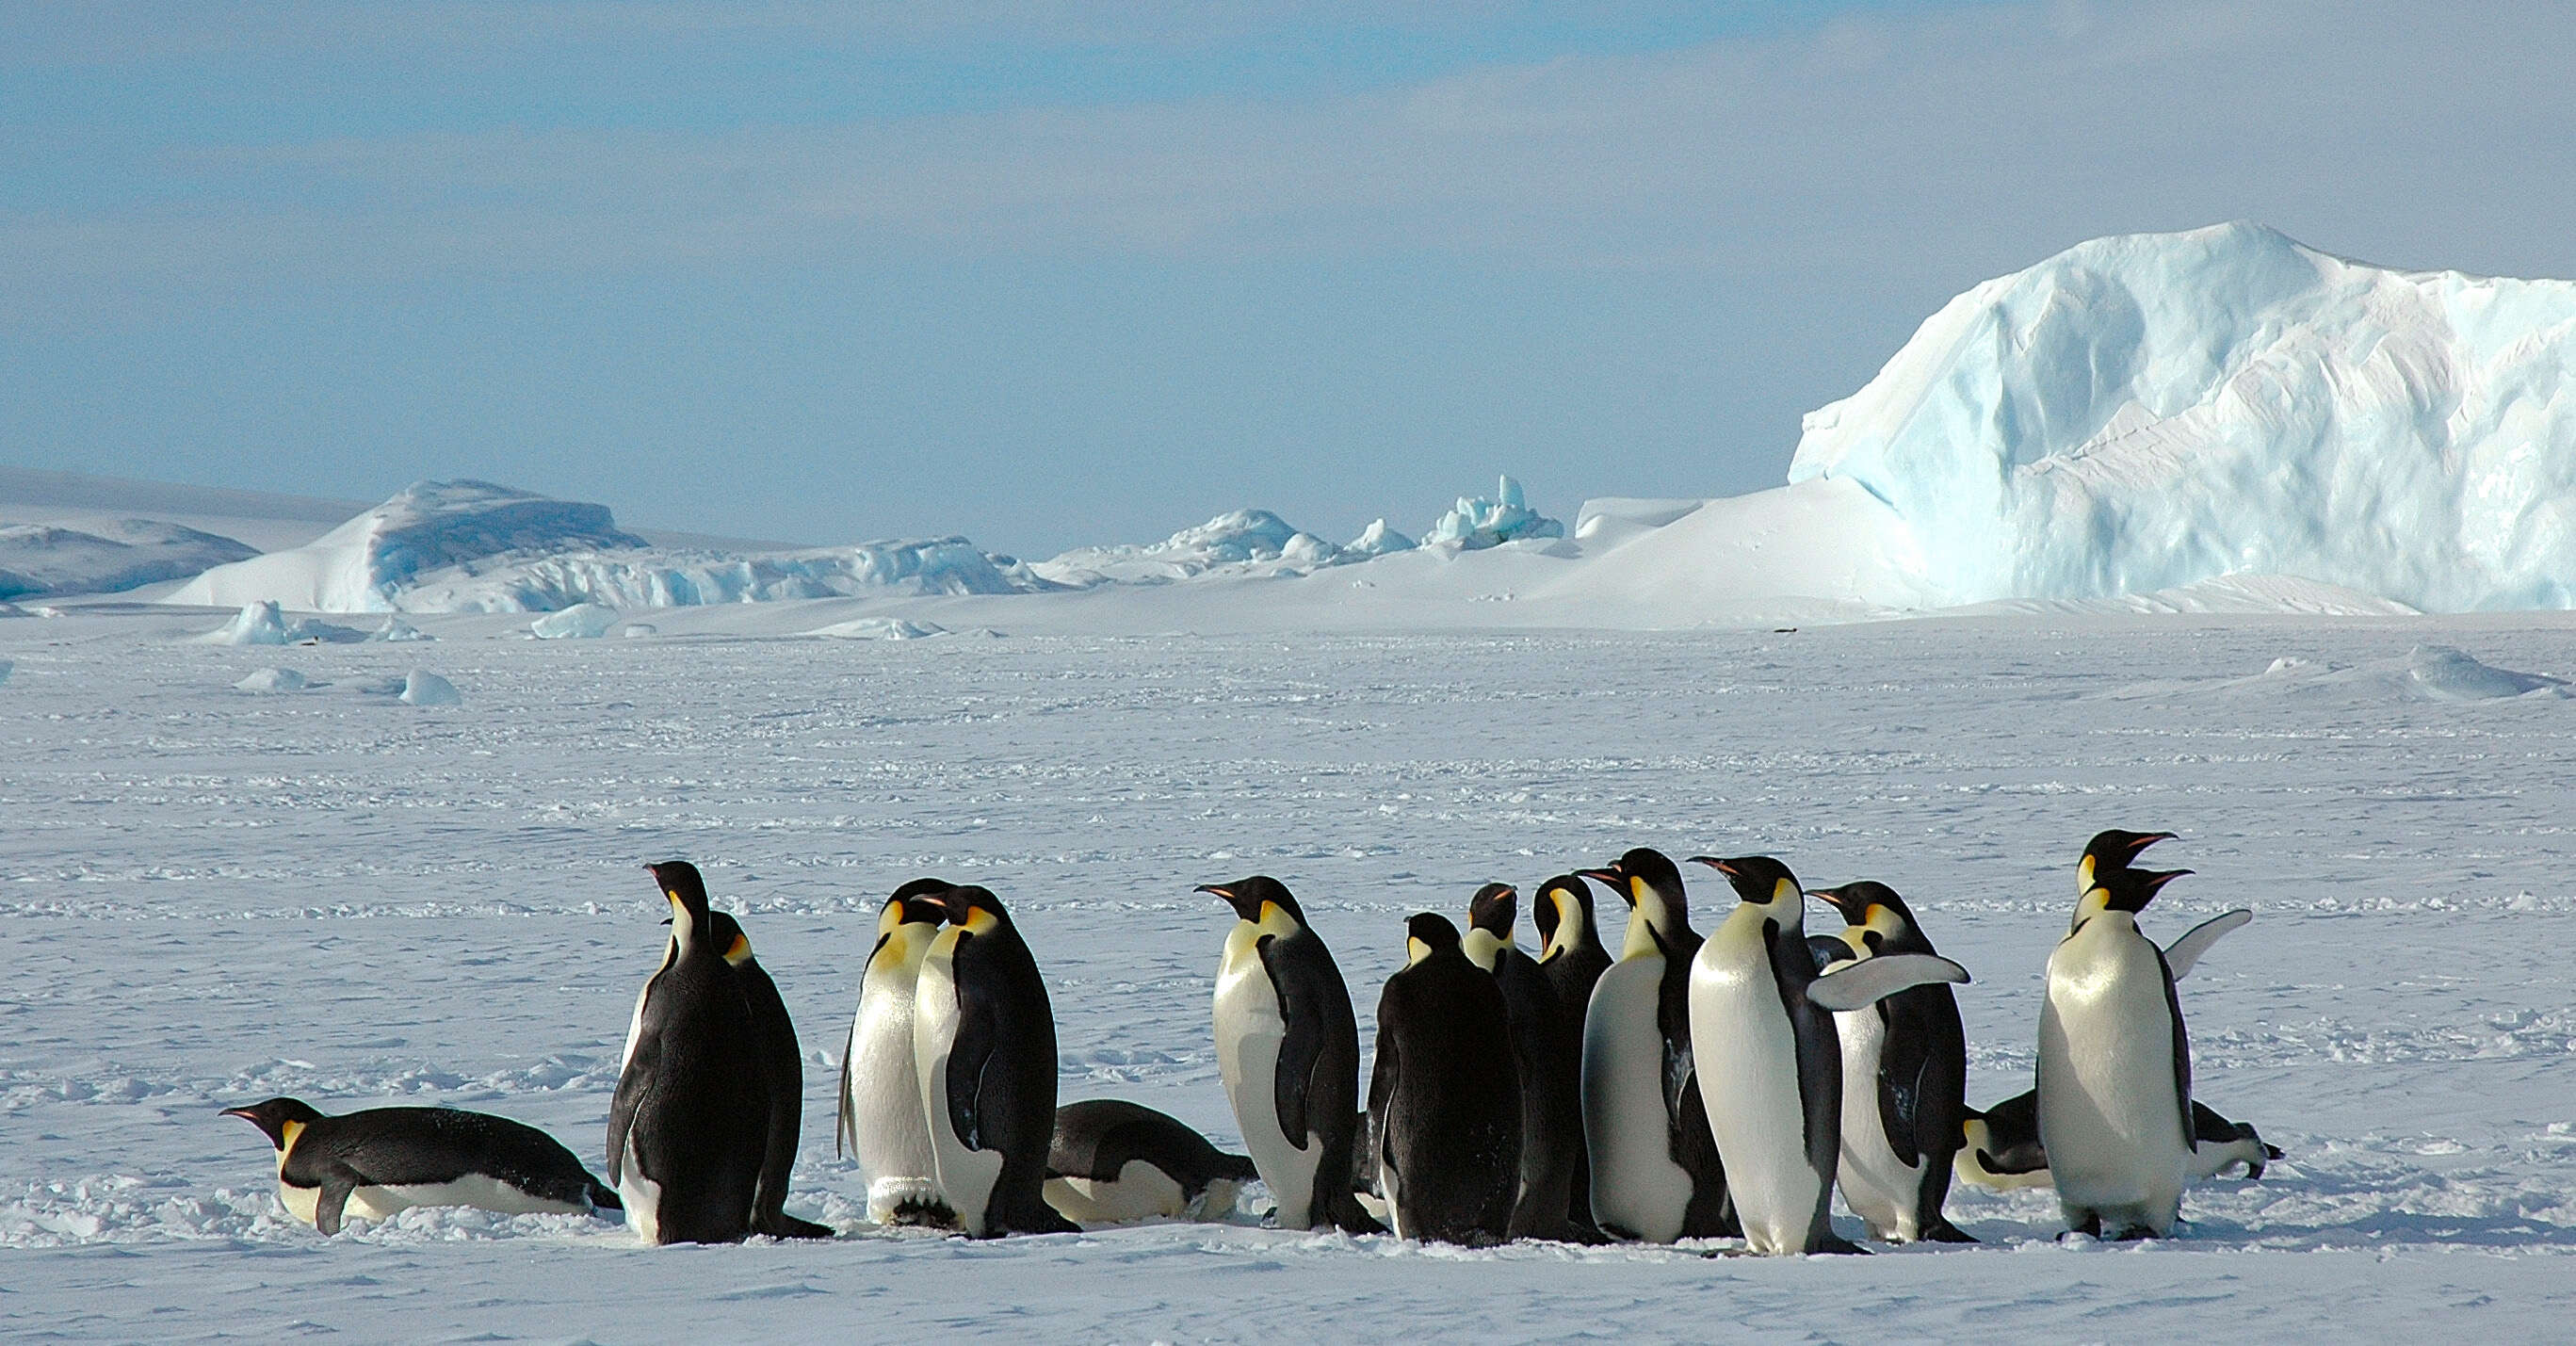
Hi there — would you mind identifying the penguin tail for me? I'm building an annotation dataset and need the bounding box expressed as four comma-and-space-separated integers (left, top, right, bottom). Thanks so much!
588, 1183, 624, 1213
1213, 1151, 1260, 1182
1322, 1188, 1386, 1236
1810, 1233, 1871, 1255
758, 1213, 836, 1240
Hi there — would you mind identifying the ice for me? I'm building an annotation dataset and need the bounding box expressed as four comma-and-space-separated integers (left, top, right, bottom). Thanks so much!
1422, 475, 1565, 549
527, 603, 623, 640
1342, 518, 1417, 558
397, 670, 462, 706
1787, 221, 2576, 611
806, 617, 947, 640
1031, 509, 1345, 587
2404, 643, 2569, 701
232, 668, 310, 692
195, 601, 365, 646
0, 520, 255, 600
367, 617, 433, 642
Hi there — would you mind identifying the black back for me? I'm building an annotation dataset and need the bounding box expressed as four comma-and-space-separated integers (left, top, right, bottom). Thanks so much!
608, 864, 766, 1244
1046, 1098, 1256, 1197
235, 1101, 615, 1236
1531, 874, 1612, 1031
936, 887, 1078, 1236
708, 911, 833, 1240
1368, 916, 1520, 1245
1252, 911, 1383, 1235
1490, 940, 1595, 1241
1970, 1089, 2049, 1175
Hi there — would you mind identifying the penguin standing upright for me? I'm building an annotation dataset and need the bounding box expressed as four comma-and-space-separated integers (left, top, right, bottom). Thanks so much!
1530, 872, 1610, 1237
1369, 914, 1520, 1245
1806, 881, 1973, 1243
912, 885, 1077, 1238
837, 878, 958, 1227
1201, 876, 1383, 1234
608, 861, 767, 1244
1459, 883, 1594, 1242
222, 1097, 619, 1234
706, 910, 833, 1239
2037, 863, 2199, 1240
1573, 849, 1730, 1242
1686, 855, 1968, 1255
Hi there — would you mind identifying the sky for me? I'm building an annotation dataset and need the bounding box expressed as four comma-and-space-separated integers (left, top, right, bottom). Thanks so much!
4, 2, 2573, 555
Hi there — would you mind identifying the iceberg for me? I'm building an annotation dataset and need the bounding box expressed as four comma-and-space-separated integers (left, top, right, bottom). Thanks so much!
195, 601, 365, 646
1343, 519, 1417, 559
1032, 509, 1345, 587
1423, 477, 1564, 550
0, 520, 255, 600
398, 669, 463, 706
528, 603, 623, 640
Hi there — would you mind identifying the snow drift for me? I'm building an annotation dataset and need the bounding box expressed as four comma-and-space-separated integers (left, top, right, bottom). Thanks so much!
0, 521, 254, 600
1785, 221, 2576, 610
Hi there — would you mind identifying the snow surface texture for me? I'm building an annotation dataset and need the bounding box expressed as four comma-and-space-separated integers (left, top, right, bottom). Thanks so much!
1790, 221, 2576, 610
4, 609, 2574, 1338
0, 520, 255, 601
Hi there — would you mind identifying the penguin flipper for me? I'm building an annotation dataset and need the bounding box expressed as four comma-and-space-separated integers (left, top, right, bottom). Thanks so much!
834, 1017, 857, 1160
2160, 952, 2194, 1146
945, 979, 1003, 1151
315, 1171, 356, 1236
605, 1027, 661, 1186
1806, 953, 1969, 1013
2162, 909, 2252, 981
1260, 936, 1327, 1143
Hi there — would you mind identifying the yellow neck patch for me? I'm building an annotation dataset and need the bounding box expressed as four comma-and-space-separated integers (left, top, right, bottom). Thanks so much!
723, 933, 752, 965
277, 1118, 305, 1169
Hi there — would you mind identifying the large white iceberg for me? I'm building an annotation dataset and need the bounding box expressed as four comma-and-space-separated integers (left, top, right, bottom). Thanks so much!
1032, 509, 1344, 587
1786, 221, 2576, 610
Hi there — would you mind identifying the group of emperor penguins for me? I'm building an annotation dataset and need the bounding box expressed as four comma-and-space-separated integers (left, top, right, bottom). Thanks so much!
224, 829, 2278, 1253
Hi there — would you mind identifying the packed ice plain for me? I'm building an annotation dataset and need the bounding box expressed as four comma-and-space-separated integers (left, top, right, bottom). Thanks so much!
5, 609, 2576, 1340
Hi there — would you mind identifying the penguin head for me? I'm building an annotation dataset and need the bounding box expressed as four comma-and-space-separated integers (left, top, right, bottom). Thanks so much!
645, 860, 715, 951
879, 877, 956, 935
707, 910, 754, 967
2078, 828, 2177, 892
1197, 876, 1306, 932
932, 884, 1011, 937
1530, 873, 1595, 964
1465, 883, 1517, 943
2076, 866, 2192, 924
1691, 854, 1806, 923
1404, 912, 1463, 966
220, 1096, 325, 1151
1580, 847, 1690, 958
1807, 880, 1918, 954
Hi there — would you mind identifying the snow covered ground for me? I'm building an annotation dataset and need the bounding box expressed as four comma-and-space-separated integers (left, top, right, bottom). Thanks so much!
5, 608, 2573, 1338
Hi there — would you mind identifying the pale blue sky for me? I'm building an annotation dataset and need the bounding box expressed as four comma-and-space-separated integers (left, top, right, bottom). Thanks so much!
4, 2, 2571, 552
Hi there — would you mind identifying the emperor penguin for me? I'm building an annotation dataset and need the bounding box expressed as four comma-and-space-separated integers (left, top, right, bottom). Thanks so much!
1529, 872, 1611, 1238
1042, 1097, 1257, 1225
2078, 828, 2177, 898
1806, 881, 1974, 1243
608, 860, 767, 1244
1368, 913, 1521, 1245
1957, 1089, 2282, 1192
1460, 883, 1595, 1242
836, 878, 958, 1227
222, 1097, 619, 1234
912, 885, 1078, 1238
1572, 848, 1731, 1242
704, 911, 834, 1239
2037, 863, 2197, 1239
1686, 855, 1968, 1255
1201, 876, 1384, 1234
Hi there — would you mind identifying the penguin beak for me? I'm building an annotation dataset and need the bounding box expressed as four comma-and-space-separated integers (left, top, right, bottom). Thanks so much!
218, 1106, 254, 1121
2119, 831, 2179, 863
1686, 855, 1732, 875
1574, 867, 1620, 886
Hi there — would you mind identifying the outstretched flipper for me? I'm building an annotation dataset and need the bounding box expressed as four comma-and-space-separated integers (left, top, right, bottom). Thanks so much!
1806, 953, 1969, 1013
2163, 909, 2252, 980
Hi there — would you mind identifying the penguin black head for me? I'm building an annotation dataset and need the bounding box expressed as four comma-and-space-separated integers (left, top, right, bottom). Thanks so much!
2079, 829, 2178, 891
220, 1096, 326, 1150
1530, 873, 1594, 953
1807, 880, 1920, 953
1466, 883, 1517, 940
1583, 848, 1692, 958
1196, 875, 1306, 929
707, 910, 755, 967
645, 860, 716, 949
1404, 912, 1463, 965
882, 877, 956, 931
1691, 854, 1804, 910
2079, 867, 2193, 921
932, 884, 1013, 934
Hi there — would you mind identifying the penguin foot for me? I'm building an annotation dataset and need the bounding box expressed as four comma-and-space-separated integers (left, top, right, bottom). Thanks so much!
885, 1198, 960, 1229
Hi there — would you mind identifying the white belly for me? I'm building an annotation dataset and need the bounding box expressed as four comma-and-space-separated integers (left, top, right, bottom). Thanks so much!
281, 1173, 588, 1232
914, 947, 1004, 1236
2038, 919, 2189, 1233
851, 950, 942, 1223
1580, 955, 1693, 1242
1690, 909, 1822, 1256
1215, 942, 1322, 1228
1833, 1002, 1922, 1241
1042, 1160, 1197, 1225
618, 1127, 664, 1243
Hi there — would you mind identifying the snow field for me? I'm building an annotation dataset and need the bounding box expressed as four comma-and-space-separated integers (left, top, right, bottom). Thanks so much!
2, 613, 2573, 1338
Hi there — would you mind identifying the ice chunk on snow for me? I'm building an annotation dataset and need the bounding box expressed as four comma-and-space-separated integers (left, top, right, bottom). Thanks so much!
1033, 510, 1344, 587
0, 520, 257, 600
196, 602, 364, 646
367, 617, 433, 642
1424, 476, 1564, 550
2405, 645, 2569, 701
1786, 221, 2576, 611
528, 603, 622, 640
808, 617, 946, 640
1343, 519, 1416, 559
234, 667, 309, 692
0, 658, 12, 685
399, 670, 462, 706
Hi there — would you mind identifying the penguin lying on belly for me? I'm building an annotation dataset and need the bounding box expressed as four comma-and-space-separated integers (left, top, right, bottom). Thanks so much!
1042, 1098, 1257, 1225
223, 1097, 619, 1235
1956, 1090, 2283, 1192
